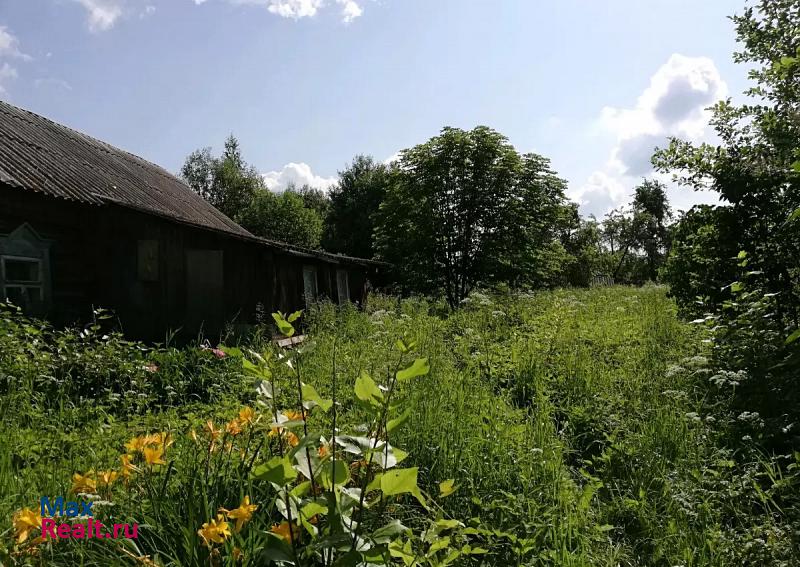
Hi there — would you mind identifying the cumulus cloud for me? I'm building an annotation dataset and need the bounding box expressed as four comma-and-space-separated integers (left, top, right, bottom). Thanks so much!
262, 162, 337, 192
0, 26, 31, 60
72, 0, 125, 32
573, 54, 727, 216
195, 0, 364, 23
0, 26, 29, 95
0, 62, 18, 95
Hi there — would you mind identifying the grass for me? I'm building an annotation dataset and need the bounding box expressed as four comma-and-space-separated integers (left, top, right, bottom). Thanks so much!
1, 286, 797, 566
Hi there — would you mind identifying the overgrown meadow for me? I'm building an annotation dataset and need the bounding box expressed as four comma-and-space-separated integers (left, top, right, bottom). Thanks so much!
1, 287, 798, 566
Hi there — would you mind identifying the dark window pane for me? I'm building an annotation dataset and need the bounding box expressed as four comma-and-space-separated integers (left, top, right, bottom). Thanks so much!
4, 258, 40, 283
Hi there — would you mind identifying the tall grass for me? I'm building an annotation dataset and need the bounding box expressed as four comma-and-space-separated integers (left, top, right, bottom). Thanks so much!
1, 287, 797, 565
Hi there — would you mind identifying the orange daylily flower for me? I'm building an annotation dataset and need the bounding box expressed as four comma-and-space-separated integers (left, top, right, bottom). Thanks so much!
220, 496, 258, 532
197, 515, 231, 548
12, 508, 42, 543
270, 521, 300, 544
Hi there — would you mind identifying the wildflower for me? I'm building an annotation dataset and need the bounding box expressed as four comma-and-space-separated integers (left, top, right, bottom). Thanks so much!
269, 521, 299, 544
286, 431, 299, 447
120, 454, 138, 478
204, 420, 222, 441
211, 348, 226, 359
13, 508, 42, 543
197, 514, 231, 548
143, 445, 166, 466
97, 470, 119, 488
125, 435, 149, 454
71, 472, 97, 494
150, 432, 174, 448
221, 496, 258, 532
226, 419, 242, 436
238, 406, 257, 426
318, 444, 329, 459
284, 410, 305, 422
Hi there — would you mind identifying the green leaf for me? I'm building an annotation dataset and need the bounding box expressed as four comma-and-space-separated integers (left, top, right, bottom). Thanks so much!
438, 479, 458, 497
301, 382, 333, 412
389, 538, 416, 565
786, 328, 800, 345
381, 468, 419, 495
381, 467, 426, 506
355, 371, 384, 408
319, 460, 350, 489
287, 310, 303, 323
272, 312, 295, 337
253, 456, 297, 486
792, 161, 800, 173
396, 358, 430, 382
789, 207, 800, 222
434, 519, 461, 531
387, 408, 411, 433
737, 250, 748, 260
372, 519, 410, 544
731, 281, 744, 293
428, 537, 450, 553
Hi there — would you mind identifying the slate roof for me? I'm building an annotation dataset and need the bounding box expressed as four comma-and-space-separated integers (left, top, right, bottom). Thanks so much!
0, 100, 252, 238
0, 100, 385, 267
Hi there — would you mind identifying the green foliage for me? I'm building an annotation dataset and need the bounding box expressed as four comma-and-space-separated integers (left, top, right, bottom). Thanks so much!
181, 137, 326, 249
181, 135, 262, 223
324, 155, 390, 259
3, 288, 800, 565
374, 126, 571, 306
655, 0, 800, 446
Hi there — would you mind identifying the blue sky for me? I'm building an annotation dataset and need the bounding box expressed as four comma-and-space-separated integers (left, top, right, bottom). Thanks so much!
0, 0, 749, 216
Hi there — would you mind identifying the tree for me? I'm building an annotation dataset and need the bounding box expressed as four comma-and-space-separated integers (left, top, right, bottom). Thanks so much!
181, 137, 325, 249
181, 135, 262, 223
632, 179, 672, 280
374, 126, 570, 306
239, 190, 324, 249
654, 0, 800, 443
324, 155, 389, 258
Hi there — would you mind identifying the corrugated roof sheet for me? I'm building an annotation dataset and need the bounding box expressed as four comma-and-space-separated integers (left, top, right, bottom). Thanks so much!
0, 100, 252, 238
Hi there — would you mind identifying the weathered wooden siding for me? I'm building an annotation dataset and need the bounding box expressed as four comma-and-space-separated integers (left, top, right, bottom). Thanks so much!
1, 185, 378, 342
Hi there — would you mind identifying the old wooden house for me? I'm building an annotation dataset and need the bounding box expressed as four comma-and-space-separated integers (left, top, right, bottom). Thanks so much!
0, 101, 381, 341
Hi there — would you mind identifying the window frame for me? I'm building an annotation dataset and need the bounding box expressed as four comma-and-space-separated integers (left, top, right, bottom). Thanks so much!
1, 255, 45, 310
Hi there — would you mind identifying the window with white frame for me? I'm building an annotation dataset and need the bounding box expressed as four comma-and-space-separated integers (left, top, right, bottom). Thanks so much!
0, 223, 52, 315
1, 256, 44, 312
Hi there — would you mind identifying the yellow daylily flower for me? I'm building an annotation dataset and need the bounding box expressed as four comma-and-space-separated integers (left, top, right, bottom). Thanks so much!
204, 420, 222, 440
143, 445, 166, 466
125, 435, 149, 454
270, 521, 299, 544
71, 472, 97, 494
226, 419, 242, 436
197, 514, 231, 548
13, 508, 42, 543
238, 406, 257, 426
284, 410, 305, 422
221, 496, 258, 532
120, 454, 138, 479
97, 470, 119, 488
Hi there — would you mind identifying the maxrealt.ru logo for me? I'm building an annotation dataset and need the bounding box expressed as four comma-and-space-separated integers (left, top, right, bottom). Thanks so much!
40, 497, 138, 540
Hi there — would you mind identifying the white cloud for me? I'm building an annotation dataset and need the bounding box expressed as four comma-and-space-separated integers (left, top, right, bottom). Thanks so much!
262, 162, 337, 191
0, 26, 31, 60
72, 0, 125, 32
0, 62, 18, 95
336, 0, 362, 23
195, 0, 363, 22
574, 54, 728, 216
